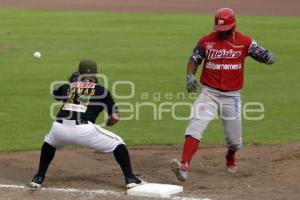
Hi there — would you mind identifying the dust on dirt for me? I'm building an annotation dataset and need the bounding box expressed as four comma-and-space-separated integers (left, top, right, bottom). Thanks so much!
0, 142, 300, 200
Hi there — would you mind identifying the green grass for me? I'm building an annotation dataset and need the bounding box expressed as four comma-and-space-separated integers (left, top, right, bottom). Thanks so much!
0, 9, 299, 151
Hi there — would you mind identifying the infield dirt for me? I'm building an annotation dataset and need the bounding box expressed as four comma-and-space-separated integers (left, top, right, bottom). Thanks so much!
1, 143, 300, 200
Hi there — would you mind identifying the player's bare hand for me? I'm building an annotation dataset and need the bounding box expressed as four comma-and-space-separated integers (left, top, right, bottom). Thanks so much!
187, 73, 199, 93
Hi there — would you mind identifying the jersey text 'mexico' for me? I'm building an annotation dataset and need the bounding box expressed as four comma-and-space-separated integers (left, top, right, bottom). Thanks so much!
192, 31, 268, 91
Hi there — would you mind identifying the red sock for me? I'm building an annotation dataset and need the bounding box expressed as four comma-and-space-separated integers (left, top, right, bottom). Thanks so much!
181, 135, 200, 165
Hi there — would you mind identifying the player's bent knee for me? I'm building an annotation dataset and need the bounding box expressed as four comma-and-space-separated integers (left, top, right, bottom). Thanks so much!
44, 136, 59, 149
113, 143, 127, 153
105, 140, 125, 153
185, 129, 204, 141
185, 134, 200, 141
44, 142, 56, 149
185, 118, 210, 140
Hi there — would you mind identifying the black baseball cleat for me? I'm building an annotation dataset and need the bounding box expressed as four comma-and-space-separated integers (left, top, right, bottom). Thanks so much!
29, 175, 44, 188
125, 176, 146, 189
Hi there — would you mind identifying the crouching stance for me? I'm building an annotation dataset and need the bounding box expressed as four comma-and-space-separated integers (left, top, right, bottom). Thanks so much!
30, 59, 144, 189
171, 8, 275, 181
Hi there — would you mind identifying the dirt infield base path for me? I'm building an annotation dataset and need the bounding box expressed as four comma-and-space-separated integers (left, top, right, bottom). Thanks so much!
0, 0, 299, 15
1, 142, 300, 200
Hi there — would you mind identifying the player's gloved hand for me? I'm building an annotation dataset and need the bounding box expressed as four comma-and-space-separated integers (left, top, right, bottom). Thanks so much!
187, 73, 199, 93
262, 51, 276, 65
68, 71, 80, 83
106, 112, 120, 126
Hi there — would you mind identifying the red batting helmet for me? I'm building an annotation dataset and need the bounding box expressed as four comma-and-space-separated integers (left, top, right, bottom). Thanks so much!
213, 8, 236, 32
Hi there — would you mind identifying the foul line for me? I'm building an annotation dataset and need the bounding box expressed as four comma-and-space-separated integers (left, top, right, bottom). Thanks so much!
0, 184, 211, 200
0, 184, 121, 196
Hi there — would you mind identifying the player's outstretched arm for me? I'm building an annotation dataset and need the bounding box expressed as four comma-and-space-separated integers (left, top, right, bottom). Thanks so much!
248, 40, 276, 65
103, 89, 120, 126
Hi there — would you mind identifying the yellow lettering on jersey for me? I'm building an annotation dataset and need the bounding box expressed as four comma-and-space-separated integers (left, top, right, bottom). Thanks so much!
84, 88, 89, 95
91, 89, 95, 96
77, 88, 83, 94
71, 88, 76, 94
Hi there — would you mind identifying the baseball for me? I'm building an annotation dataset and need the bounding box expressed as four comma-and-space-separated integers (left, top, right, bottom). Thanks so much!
33, 51, 41, 59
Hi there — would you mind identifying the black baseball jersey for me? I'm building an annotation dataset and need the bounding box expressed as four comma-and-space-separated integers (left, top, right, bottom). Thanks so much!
53, 81, 117, 123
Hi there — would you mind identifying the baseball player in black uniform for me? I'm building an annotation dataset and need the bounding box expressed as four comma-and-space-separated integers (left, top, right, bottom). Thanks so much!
30, 59, 144, 189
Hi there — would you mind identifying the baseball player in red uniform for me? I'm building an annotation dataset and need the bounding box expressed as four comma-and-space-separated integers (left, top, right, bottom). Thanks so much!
171, 8, 275, 181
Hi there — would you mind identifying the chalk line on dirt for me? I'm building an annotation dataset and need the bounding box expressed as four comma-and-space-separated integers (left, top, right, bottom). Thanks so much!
0, 184, 211, 200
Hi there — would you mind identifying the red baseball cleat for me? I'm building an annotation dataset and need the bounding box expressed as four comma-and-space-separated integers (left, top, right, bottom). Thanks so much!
225, 150, 237, 173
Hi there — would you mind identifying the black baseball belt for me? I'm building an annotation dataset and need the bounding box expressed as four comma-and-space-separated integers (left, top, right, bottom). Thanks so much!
56, 119, 89, 125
